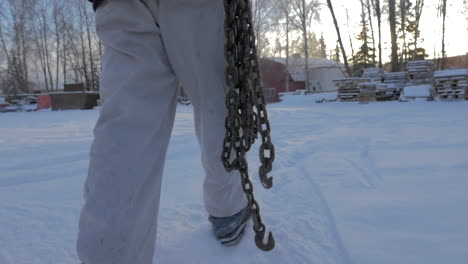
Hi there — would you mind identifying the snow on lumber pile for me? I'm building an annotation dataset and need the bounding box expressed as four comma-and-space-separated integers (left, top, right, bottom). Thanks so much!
381, 72, 408, 100
333, 77, 370, 101
400, 84, 436, 101
362, 67, 384, 82
407, 60, 434, 85
404, 60, 435, 101
434, 69, 468, 100
383, 72, 408, 85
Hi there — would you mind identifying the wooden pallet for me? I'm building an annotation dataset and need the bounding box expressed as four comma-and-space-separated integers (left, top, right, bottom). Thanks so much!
358, 83, 377, 103
434, 69, 468, 100
407, 60, 434, 84
362, 68, 384, 81
334, 78, 370, 101
438, 88, 465, 100
383, 72, 408, 84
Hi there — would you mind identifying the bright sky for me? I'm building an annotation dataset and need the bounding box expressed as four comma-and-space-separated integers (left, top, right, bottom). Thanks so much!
313, 0, 468, 62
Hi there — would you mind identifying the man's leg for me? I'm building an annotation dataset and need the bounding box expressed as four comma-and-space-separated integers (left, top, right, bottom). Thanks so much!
77, 0, 177, 263
158, 0, 247, 218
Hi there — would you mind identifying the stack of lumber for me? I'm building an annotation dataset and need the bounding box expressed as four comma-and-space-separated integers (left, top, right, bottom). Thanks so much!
362, 68, 384, 82
333, 78, 370, 101
358, 82, 378, 103
383, 72, 408, 85
434, 69, 468, 100
382, 72, 408, 100
403, 60, 435, 101
407, 60, 435, 85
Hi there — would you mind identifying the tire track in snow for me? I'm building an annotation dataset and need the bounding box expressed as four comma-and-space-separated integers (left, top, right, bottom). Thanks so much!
343, 158, 375, 188
360, 138, 382, 181
297, 164, 354, 264
273, 144, 353, 264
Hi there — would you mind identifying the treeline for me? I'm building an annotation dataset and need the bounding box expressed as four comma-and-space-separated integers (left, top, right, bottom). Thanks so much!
254, 0, 452, 83
0, 0, 458, 94
0, 0, 99, 95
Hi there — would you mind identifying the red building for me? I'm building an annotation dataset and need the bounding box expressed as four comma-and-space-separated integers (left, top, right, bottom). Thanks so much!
259, 57, 346, 103
260, 58, 305, 103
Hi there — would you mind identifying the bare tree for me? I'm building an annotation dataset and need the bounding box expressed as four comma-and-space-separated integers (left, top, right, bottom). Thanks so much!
439, 0, 447, 69
389, 0, 400, 71
411, 0, 425, 60
0, 0, 34, 94
371, 0, 383, 68
346, 9, 356, 64
0, 0, 101, 94
53, 0, 62, 90
32, 0, 56, 91
252, 0, 280, 58
400, 0, 408, 67
278, 0, 291, 92
366, 0, 376, 65
290, 0, 321, 91
327, 0, 351, 76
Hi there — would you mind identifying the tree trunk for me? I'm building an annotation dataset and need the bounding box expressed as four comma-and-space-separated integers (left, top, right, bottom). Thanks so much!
302, 0, 310, 91
400, 0, 407, 68
346, 9, 356, 65
78, 2, 90, 90
389, 0, 399, 72
84, 4, 96, 91
412, 0, 424, 60
285, 5, 290, 93
327, 0, 351, 76
374, 0, 383, 68
54, 4, 61, 91
366, 0, 376, 65
42, 9, 55, 91
440, 0, 447, 70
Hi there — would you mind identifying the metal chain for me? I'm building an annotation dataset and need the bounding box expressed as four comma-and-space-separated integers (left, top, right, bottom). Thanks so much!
222, 0, 275, 251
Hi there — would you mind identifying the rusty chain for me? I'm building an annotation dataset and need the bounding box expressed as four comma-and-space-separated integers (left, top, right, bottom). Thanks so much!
222, 0, 275, 251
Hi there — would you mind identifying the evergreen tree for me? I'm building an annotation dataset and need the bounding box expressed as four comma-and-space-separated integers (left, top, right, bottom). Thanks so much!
331, 42, 341, 63
352, 0, 376, 75
397, 0, 428, 65
319, 33, 327, 59
307, 32, 321, 58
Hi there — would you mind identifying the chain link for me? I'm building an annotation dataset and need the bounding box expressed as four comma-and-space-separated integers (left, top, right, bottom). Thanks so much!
222, 0, 275, 251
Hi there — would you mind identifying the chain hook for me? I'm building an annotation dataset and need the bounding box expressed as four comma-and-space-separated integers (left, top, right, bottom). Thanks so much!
254, 229, 275, 252
259, 165, 273, 189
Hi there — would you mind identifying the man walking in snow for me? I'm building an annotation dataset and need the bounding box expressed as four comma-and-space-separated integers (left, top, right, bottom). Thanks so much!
77, 0, 250, 263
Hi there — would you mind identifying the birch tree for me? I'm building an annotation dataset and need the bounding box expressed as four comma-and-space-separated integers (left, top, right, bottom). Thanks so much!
439, 0, 447, 69
327, 0, 351, 76
290, 0, 321, 90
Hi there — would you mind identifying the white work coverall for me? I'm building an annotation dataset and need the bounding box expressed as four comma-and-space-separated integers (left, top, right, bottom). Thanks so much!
77, 0, 247, 263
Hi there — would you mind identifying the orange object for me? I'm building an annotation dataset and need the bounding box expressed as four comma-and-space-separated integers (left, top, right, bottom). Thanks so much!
36, 95, 52, 110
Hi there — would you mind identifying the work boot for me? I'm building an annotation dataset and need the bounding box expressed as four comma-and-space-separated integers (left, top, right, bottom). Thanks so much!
208, 207, 251, 246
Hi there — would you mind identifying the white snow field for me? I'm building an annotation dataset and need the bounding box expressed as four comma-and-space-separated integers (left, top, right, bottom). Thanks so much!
1, 93, 468, 264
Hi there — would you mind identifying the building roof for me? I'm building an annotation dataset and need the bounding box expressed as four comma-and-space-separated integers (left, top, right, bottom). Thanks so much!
271, 57, 344, 69
264, 57, 346, 82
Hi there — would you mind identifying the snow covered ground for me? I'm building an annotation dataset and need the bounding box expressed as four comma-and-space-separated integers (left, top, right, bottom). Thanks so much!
1, 93, 468, 264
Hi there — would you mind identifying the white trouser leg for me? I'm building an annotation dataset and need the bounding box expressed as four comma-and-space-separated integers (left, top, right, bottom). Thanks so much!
78, 0, 248, 263
159, 0, 247, 218
77, 0, 177, 263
